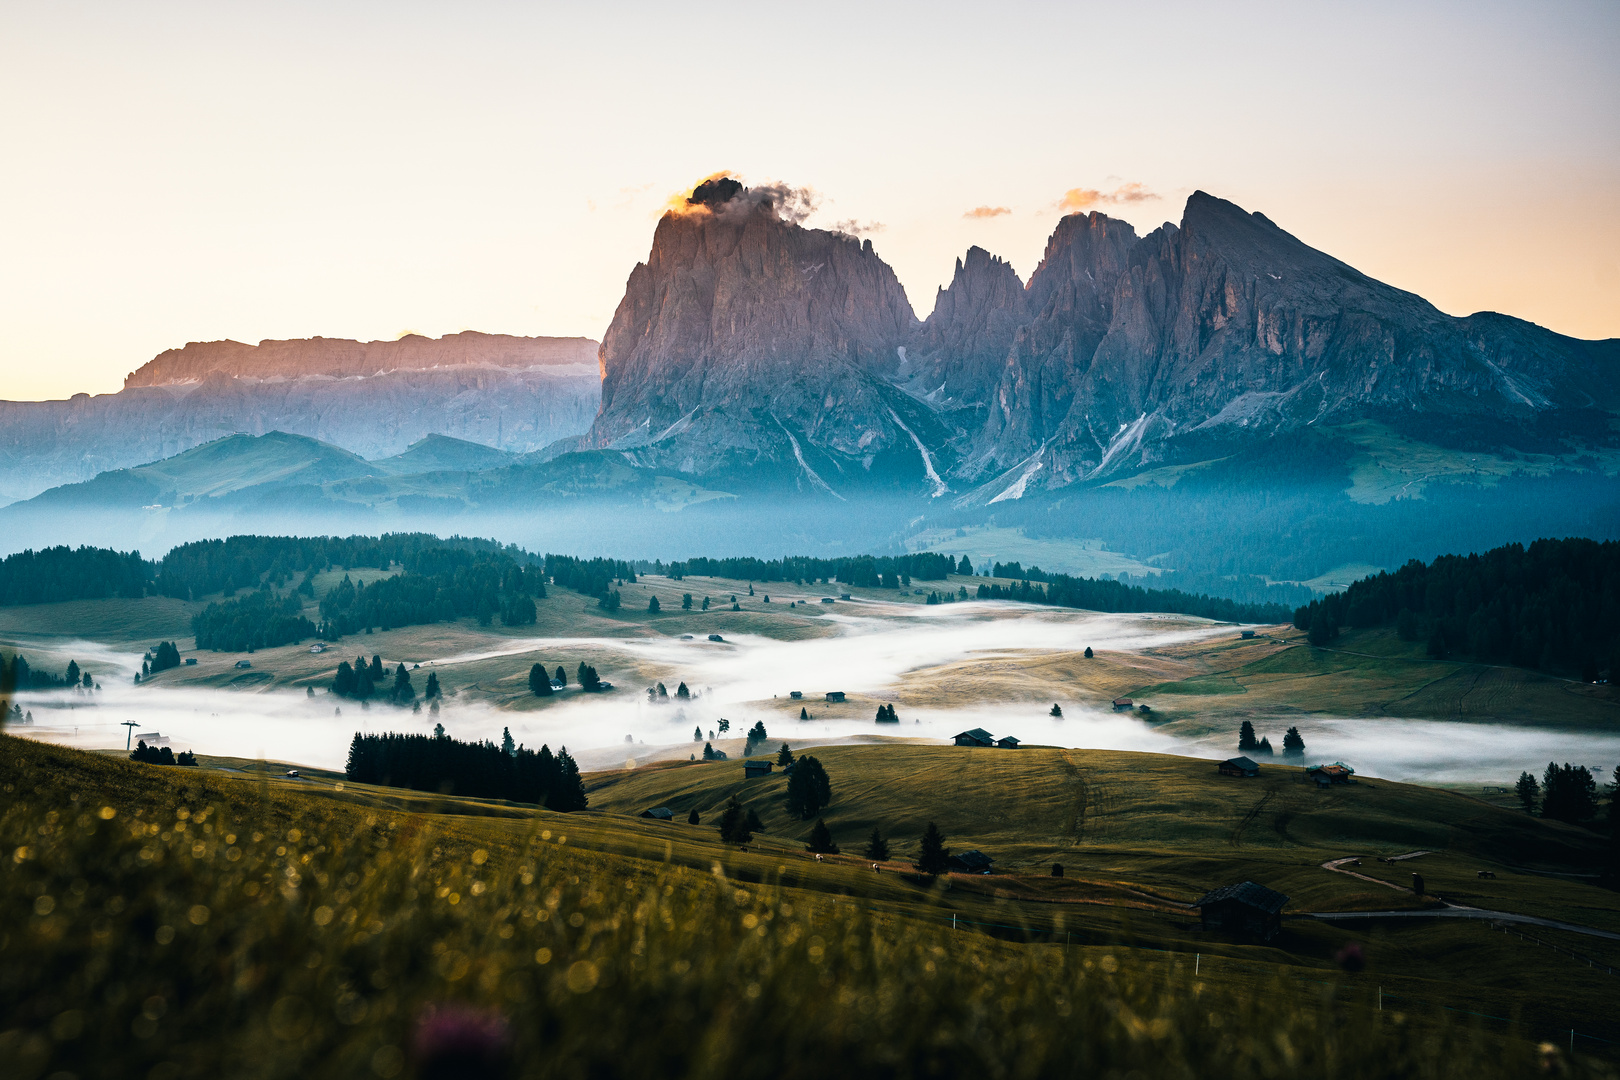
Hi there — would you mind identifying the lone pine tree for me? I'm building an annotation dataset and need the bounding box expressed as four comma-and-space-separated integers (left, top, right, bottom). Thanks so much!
786, 755, 831, 818
806, 818, 838, 854
1282, 726, 1305, 758
915, 821, 950, 876
863, 827, 890, 861
717, 797, 752, 845
1516, 771, 1541, 814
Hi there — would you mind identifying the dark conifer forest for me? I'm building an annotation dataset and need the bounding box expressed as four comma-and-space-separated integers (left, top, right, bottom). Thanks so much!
976, 575, 1289, 624
192, 589, 316, 651
344, 730, 587, 810
0, 545, 153, 604
1292, 538, 1620, 677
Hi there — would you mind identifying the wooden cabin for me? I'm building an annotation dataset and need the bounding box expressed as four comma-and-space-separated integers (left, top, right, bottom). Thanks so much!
1194, 881, 1289, 941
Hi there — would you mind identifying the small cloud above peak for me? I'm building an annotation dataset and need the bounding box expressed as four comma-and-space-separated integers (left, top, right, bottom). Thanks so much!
1058, 182, 1161, 214
662, 172, 819, 225
964, 205, 1012, 219
829, 219, 885, 239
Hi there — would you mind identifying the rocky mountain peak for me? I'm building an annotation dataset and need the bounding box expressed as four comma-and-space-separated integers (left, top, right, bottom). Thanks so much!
905, 247, 1029, 411
124, 332, 598, 388
587, 178, 945, 493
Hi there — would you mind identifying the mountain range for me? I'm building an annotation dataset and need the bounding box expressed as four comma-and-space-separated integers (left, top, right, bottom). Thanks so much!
0, 332, 600, 503
2, 177, 1616, 584
586, 178, 1618, 503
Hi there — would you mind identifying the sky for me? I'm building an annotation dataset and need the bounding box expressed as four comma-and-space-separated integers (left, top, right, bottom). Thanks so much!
1, 0, 1616, 401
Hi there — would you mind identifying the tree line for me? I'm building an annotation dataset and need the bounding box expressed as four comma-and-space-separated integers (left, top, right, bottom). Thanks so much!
131, 741, 197, 767
1, 653, 95, 692
0, 545, 153, 605
1514, 763, 1618, 826
332, 656, 440, 704
643, 552, 957, 586
317, 558, 546, 637
976, 574, 1290, 624
544, 555, 637, 603
1292, 538, 1620, 678
2, 532, 1290, 636
192, 588, 316, 652
344, 730, 587, 809
154, 533, 528, 602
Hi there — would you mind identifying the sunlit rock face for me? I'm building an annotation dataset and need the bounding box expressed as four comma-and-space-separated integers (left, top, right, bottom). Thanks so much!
0, 333, 601, 503
589, 179, 951, 494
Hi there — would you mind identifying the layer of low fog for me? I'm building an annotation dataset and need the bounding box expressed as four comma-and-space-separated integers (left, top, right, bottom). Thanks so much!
13, 603, 1619, 787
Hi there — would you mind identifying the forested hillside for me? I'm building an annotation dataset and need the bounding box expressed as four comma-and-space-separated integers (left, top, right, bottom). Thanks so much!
345, 730, 587, 809
644, 552, 957, 586
0, 545, 152, 605
1293, 538, 1620, 678
977, 575, 1290, 624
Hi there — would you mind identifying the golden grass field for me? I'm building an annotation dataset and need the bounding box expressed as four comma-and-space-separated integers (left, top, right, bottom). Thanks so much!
4, 733, 1619, 1079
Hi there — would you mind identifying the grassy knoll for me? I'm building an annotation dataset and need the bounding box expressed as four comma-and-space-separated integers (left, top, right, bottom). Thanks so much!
7, 736, 1620, 1078
0, 595, 201, 648
584, 743, 1615, 926
1132, 626, 1620, 732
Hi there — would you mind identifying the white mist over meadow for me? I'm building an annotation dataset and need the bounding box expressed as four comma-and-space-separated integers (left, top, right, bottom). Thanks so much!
11, 602, 1619, 786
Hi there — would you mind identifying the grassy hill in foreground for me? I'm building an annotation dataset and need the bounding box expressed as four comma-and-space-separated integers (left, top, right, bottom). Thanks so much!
5, 736, 1619, 1079
585, 743, 1617, 930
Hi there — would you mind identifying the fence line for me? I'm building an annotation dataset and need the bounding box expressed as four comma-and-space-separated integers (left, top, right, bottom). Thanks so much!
1490, 921, 1619, 979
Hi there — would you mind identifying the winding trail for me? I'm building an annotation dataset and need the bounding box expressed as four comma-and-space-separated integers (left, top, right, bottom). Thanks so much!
1316, 851, 1620, 942
1322, 856, 1414, 892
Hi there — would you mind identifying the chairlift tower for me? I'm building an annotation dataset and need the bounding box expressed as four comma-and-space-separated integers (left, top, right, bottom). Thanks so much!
122, 719, 138, 750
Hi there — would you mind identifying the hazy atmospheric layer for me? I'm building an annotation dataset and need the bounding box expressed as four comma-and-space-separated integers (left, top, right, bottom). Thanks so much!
10, 603, 1618, 786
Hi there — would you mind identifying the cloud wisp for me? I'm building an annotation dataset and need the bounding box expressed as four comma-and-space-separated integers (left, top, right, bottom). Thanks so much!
964, 206, 1012, 219
1058, 182, 1160, 214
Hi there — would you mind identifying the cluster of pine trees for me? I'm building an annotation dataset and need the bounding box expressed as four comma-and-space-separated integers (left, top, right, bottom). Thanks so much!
144, 642, 182, 677
1, 653, 93, 692
1514, 763, 1616, 825
1238, 721, 1305, 758
976, 574, 1289, 624
1292, 538, 1620, 677
191, 587, 316, 651
332, 655, 438, 704
648, 552, 955, 586
0, 545, 153, 606
316, 558, 545, 637
874, 704, 899, 723
544, 555, 636, 602
991, 561, 1052, 582
344, 730, 586, 810
130, 741, 197, 767
154, 534, 524, 601
527, 662, 601, 696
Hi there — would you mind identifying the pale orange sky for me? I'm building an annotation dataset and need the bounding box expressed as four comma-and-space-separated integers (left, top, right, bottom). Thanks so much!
1, 0, 1615, 401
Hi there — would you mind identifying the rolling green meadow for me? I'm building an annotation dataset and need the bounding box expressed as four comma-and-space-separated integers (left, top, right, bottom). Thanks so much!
5, 732, 1619, 1079
4, 564, 1620, 1077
